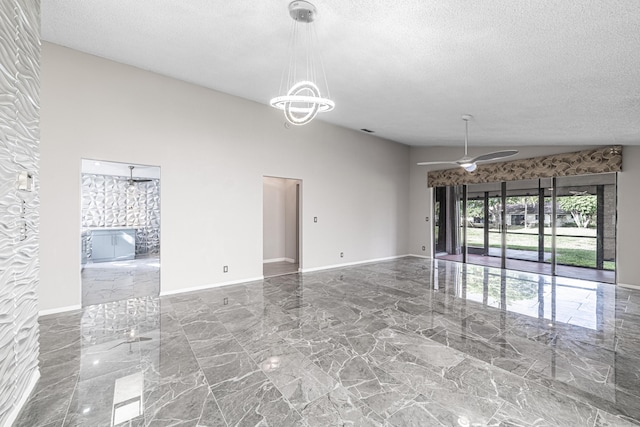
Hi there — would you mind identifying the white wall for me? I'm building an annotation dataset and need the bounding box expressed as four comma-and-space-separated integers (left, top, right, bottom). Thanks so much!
263, 177, 299, 263
284, 179, 299, 262
263, 177, 287, 261
39, 43, 410, 311
408, 144, 640, 286
617, 145, 640, 286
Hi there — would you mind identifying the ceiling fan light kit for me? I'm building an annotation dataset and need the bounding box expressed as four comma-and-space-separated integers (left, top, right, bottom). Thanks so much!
127, 166, 152, 186
417, 115, 518, 173
270, 1, 334, 126
461, 162, 477, 172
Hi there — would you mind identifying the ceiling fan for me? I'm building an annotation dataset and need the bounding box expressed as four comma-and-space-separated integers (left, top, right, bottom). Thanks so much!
417, 115, 519, 172
109, 329, 152, 354
127, 165, 152, 186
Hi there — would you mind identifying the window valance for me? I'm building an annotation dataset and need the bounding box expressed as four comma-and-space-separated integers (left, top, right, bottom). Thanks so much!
427, 146, 622, 187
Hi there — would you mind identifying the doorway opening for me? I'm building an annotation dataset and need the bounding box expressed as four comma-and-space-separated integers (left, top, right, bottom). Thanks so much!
80, 159, 161, 306
263, 176, 301, 278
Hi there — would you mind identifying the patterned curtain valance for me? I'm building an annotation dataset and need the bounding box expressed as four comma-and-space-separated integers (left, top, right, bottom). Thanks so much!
427, 146, 622, 187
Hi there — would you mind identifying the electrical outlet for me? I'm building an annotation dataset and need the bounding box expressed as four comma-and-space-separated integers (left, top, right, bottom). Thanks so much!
340, 252, 344, 258
314, 217, 317, 223
425, 216, 429, 222
422, 246, 426, 251
223, 265, 228, 273
223, 297, 228, 305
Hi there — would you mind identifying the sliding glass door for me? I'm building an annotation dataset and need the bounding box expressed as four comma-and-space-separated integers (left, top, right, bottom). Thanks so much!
434, 185, 463, 262
554, 174, 616, 281
433, 173, 616, 283
505, 179, 549, 274
465, 183, 502, 268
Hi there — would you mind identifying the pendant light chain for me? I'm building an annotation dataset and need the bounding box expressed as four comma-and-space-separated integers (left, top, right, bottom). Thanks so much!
270, 1, 335, 126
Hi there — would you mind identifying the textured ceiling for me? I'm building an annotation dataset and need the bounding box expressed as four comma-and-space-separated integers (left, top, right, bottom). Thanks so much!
42, 0, 640, 147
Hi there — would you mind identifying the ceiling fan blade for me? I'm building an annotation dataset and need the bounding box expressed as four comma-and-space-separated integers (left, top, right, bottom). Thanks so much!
416, 161, 458, 166
472, 150, 518, 163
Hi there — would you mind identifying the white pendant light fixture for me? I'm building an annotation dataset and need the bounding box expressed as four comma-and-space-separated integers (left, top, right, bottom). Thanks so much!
270, 1, 335, 126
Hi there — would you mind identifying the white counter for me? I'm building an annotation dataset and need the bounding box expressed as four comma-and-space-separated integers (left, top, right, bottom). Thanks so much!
88, 228, 136, 262
84, 226, 139, 231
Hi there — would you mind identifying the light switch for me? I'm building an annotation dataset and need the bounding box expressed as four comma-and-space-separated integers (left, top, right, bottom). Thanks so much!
17, 171, 33, 192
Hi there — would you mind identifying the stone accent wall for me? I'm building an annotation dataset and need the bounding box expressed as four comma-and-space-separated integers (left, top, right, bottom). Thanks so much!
0, 0, 41, 424
81, 174, 161, 257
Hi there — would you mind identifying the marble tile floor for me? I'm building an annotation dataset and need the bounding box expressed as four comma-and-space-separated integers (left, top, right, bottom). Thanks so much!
264, 261, 299, 278
16, 257, 640, 426
81, 256, 160, 306
439, 252, 616, 284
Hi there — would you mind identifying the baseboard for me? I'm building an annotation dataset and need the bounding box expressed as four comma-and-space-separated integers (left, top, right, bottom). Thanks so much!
40, 277, 268, 315
263, 258, 296, 264
39, 304, 81, 317
618, 282, 640, 290
160, 276, 265, 296
300, 255, 409, 273
40, 256, 420, 315
407, 254, 431, 259
4, 368, 40, 427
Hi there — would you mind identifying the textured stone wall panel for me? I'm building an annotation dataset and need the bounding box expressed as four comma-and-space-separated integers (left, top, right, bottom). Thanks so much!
82, 174, 161, 256
0, 1, 19, 421
0, 0, 40, 425
0, 294, 15, 421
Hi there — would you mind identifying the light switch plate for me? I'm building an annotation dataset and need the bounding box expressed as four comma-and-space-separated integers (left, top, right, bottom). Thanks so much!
18, 171, 34, 192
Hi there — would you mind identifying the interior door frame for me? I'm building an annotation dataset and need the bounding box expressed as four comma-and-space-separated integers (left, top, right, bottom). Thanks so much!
262, 175, 303, 272
80, 158, 161, 307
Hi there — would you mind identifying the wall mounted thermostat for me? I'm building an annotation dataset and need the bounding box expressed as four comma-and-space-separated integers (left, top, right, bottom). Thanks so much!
17, 171, 34, 192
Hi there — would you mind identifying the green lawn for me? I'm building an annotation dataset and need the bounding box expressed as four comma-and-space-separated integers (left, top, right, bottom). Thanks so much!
465, 227, 614, 270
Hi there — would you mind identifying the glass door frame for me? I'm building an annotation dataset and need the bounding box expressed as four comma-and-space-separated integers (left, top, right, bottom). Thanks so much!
433, 173, 617, 284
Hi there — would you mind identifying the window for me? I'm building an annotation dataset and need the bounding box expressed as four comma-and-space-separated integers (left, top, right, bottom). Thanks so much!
434, 173, 617, 283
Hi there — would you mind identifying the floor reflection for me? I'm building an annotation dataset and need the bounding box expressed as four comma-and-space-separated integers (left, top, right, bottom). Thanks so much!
70, 297, 161, 425
431, 261, 613, 331
16, 257, 640, 426
81, 256, 160, 307
440, 251, 616, 283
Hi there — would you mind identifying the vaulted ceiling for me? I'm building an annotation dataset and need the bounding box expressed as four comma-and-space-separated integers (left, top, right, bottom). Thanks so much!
42, 0, 640, 147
